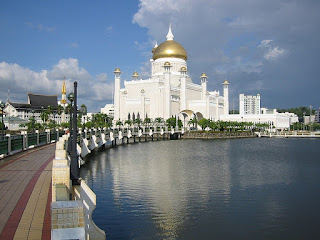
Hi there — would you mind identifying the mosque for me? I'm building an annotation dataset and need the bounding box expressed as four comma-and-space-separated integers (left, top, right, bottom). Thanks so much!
113, 25, 229, 124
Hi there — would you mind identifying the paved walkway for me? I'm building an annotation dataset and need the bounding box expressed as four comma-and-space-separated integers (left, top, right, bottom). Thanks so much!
0, 144, 55, 240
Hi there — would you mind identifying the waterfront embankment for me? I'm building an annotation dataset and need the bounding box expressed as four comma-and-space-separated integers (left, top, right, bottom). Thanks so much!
182, 131, 257, 139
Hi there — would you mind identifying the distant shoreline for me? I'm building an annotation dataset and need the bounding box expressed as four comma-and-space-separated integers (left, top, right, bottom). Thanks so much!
182, 131, 257, 139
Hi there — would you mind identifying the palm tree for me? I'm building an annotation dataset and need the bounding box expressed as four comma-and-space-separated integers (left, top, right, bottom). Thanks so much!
79, 104, 87, 129
155, 117, 163, 125
116, 120, 123, 129
144, 117, 151, 126
40, 109, 49, 125
124, 119, 132, 127
188, 117, 197, 128
55, 105, 64, 127
133, 118, 142, 127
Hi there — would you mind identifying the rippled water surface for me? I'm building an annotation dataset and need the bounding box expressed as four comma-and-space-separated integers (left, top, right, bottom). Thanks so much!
80, 138, 320, 239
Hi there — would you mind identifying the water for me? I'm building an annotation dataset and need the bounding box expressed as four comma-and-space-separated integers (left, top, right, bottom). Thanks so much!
80, 138, 320, 239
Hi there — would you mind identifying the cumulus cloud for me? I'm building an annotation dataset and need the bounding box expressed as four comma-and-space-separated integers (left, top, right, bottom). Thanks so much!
0, 59, 112, 112
132, 0, 320, 108
258, 40, 286, 61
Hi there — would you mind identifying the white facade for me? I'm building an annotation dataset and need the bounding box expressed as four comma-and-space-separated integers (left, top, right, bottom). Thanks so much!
100, 104, 114, 118
221, 107, 299, 130
239, 94, 261, 115
113, 25, 229, 124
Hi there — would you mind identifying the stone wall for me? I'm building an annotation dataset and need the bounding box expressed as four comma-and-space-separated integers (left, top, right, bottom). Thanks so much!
182, 131, 257, 139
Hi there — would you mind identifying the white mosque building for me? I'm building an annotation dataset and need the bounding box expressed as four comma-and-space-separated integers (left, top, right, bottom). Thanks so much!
113, 25, 229, 123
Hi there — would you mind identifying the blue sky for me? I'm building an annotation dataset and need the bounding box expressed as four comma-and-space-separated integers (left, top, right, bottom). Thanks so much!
1, 0, 319, 112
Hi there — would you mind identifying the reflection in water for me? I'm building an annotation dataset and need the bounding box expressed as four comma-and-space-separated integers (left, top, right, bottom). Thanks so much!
80, 138, 320, 240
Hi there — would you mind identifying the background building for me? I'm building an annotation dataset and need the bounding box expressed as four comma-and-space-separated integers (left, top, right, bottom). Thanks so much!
315, 108, 320, 123
239, 94, 261, 115
220, 94, 298, 130
100, 104, 114, 118
3, 83, 69, 130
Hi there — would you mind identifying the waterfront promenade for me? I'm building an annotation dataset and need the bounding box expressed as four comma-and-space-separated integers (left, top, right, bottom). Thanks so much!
0, 144, 54, 240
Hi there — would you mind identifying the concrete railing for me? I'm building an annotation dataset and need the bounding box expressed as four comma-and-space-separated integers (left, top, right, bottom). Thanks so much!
51, 134, 105, 240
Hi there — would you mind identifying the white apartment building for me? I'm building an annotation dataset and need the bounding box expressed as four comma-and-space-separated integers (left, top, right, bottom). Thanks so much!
239, 94, 261, 115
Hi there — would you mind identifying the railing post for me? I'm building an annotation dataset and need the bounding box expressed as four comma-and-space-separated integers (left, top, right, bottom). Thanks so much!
46, 129, 50, 143
36, 130, 40, 146
56, 129, 59, 141
21, 131, 26, 150
6, 134, 11, 154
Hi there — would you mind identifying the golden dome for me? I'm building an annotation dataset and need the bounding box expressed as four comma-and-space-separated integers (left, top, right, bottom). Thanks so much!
223, 80, 229, 84
200, 72, 208, 78
132, 72, 139, 77
153, 40, 187, 61
114, 68, 121, 73
164, 61, 171, 67
180, 67, 187, 72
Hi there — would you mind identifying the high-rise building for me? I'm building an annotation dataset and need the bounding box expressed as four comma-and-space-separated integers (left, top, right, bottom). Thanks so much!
239, 94, 261, 115
315, 108, 320, 123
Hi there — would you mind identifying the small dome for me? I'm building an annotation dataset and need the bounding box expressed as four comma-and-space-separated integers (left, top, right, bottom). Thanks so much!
132, 72, 139, 77
114, 68, 121, 73
164, 62, 171, 67
123, 90, 127, 94
141, 89, 145, 93
180, 67, 187, 72
223, 80, 229, 84
200, 72, 208, 78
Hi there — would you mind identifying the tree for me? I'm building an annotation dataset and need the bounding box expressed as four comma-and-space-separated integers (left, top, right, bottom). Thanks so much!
188, 117, 197, 128
125, 119, 132, 127
133, 118, 142, 127
166, 117, 182, 128
78, 104, 87, 129
116, 120, 123, 128
40, 109, 49, 124
198, 118, 210, 130
154, 117, 164, 125
144, 117, 152, 126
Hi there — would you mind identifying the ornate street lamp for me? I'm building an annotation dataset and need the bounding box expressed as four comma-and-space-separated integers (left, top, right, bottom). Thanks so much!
31, 110, 35, 133
68, 82, 80, 185
0, 101, 5, 135
67, 92, 74, 153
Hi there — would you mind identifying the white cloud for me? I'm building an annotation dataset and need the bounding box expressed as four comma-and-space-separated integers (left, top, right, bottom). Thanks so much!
258, 40, 286, 60
70, 42, 80, 48
0, 59, 112, 112
264, 47, 286, 61
96, 73, 108, 82
105, 25, 113, 33
25, 22, 55, 32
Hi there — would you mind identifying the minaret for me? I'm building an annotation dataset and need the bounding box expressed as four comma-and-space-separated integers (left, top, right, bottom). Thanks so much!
114, 68, 121, 121
141, 89, 145, 120
200, 73, 208, 100
61, 78, 67, 123
223, 80, 230, 115
163, 61, 172, 119
180, 67, 187, 111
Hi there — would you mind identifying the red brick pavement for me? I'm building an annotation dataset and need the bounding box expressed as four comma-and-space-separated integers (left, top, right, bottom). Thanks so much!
0, 144, 55, 240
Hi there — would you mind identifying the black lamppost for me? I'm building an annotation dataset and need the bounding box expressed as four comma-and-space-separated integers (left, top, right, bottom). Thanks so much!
0, 101, 5, 135
67, 92, 74, 154
31, 110, 35, 133
68, 82, 80, 185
